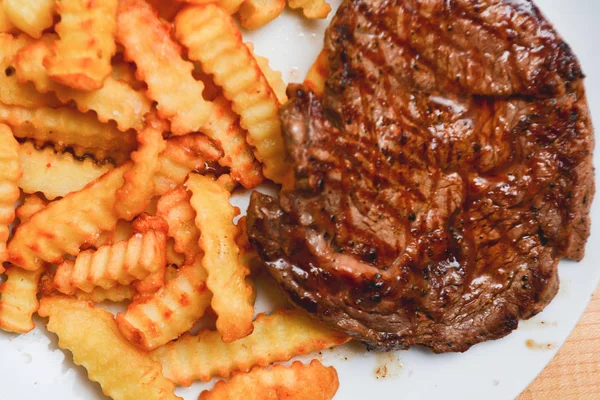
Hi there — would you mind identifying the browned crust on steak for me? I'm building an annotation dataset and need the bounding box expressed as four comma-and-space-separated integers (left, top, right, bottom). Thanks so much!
247, 0, 595, 353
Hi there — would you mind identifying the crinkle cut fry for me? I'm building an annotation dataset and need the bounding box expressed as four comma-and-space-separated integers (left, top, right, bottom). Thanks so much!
0, 102, 136, 164
52, 230, 166, 295
16, 194, 47, 224
116, 0, 211, 135
175, 5, 289, 183
0, 123, 20, 268
130, 264, 179, 304
156, 188, 201, 266
44, 0, 118, 91
116, 257, 212, 351
187, 174, 254, 342
2, 0, 55, 38
0, 1, 16, 33
39, 273, 136, 303
287, 0, 332, 19
0, 266, 43, 333
38, 297, 181, 400
153, 134, 223, 196
8, 163, 130, 271
238, 0, 286, 30
150, 308, 350, 386
15, 40, 151, 132
130, 214, 170, 294
304, 49, 329, 96
0, 33, 61, 109
198, 360, 339, 400
201, 95, 263, 189
216, 174, 237, 192
19, 142, 113, 201
246, 43, 287, 104
91, 220, 134, 249
116, 117, 167, 221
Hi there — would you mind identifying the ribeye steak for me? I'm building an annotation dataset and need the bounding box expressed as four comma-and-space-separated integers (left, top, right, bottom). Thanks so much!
247, 0, 595, 352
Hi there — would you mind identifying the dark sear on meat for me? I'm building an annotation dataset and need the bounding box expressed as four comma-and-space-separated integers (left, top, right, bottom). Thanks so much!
247, 0, 595, 352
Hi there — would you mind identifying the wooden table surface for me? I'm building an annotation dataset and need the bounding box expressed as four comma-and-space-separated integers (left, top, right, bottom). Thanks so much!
518, 284, 600, 400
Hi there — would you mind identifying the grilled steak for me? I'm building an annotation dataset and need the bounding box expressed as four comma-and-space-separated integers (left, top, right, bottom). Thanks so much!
247, 0, 595, 352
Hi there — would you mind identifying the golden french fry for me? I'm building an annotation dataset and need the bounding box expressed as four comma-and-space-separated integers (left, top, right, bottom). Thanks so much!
0, 266, 43, 333
117, 0, 211, 135
246, 43, 287, 104
132, 208, 192, 290
116, 258, 212, 351
0, 124, 20, 268
132, 259, 167, 293
235, 215, 261, 273
198, 360, 339, 400
129, 211, 191, 292
0, 1, 16, 33
52, 230, 166, 295
131, 212, 169, 235
38, 272, 56, 294
2, 0, 55, 38
253, 54, 287, 105
130, 214, 170, 294
238, 0, 285, 30
288, 0, 331, 19
0, 34, 61, 108
100, 83, 149, 126
0, 103, 136, 164
235, 215, 253, 256
150, 308, 350, 385
156, 188, 200, 266
19, 142, 113, 201
304, 49, 329, 96
176, 0, 244, 14
133, 225, 168, 294
116, 118, 167, 221
105, 217, 169, 293
38, 297, 181, 400
15, 40, 152, 132
202, 95, 263, 189
91, 219, 134, 249
45, 0, 118, 91
187, 174, 254, 342
131, 264, 180, 304
154, 134, 223, 196
216, 174, 236, 192
39, 272, 136, 303
8, 164, 129, 271
175, 5, 289, 183
16, 194, 47, 223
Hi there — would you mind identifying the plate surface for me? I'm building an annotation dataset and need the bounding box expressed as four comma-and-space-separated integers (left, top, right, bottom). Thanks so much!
1, 1, 599, 399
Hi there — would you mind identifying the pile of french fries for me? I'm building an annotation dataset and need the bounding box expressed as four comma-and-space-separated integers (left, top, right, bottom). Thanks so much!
0, 1, 345, 399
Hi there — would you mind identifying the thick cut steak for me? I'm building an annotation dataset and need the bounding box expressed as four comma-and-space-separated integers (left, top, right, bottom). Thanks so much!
247, 0, 595, 352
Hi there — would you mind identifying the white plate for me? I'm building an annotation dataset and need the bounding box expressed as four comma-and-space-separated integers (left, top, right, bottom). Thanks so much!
1, 1, 598, 399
